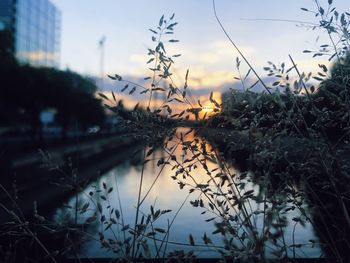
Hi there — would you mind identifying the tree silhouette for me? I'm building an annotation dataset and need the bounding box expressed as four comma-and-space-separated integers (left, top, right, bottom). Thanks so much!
0, 32, 106, 143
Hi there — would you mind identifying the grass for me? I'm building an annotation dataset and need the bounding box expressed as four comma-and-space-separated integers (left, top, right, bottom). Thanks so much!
1, 0, 350, 262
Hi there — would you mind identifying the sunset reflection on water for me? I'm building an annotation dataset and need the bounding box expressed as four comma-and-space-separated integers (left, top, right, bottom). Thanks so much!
53, 129, 320, 258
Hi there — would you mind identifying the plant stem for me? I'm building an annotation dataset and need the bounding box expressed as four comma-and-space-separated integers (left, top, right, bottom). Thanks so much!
132, 148, 147, 258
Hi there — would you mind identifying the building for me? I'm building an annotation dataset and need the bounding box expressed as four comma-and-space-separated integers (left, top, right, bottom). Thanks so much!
0, 0, 61, 67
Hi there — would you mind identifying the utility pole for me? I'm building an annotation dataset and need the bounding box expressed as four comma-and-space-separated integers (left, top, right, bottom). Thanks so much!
99, 36, 106, 90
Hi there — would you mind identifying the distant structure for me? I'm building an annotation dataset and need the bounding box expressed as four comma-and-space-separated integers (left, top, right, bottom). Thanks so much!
98, 36, 106, 89
0, 0, 61, 67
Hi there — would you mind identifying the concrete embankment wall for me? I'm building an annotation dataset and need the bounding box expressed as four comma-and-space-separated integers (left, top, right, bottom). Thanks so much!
0, 134, 141, 220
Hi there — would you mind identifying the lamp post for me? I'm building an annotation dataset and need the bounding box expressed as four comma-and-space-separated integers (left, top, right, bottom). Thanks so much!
99, 36, 106, 90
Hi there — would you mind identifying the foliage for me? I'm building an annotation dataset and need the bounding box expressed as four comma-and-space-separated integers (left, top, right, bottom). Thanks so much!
0, 29, 16, 68
0, 58, 105, 139
2, 1, 350, 262
97, 1, 350, 261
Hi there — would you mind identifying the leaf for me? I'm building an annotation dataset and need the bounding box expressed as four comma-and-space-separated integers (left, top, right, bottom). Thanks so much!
203, 233, 212, 244
100, 215, 106, 222
104, 222, 112, 231
97, 202, 102, 213
154, 210, 160, 219
319, 7, 325, 15
328, 52, 337, 61
146, 58, 155, 64
249, 80, 259, 90
312, 53, 323, 58
80, 202, 90, 213
159, 15, 164, 27
114, 74, 122, 81
98, 93, 109, 100
244, 190, 254, 196
152, 87, 166, 91
133, 102, 140, 111
149, 29, 157, 34
189, 234, 195, 246
85, 214, 97, 224
318, 64, 328, 72
161, 209, 172, 215
167, 22, 178, 30
301, 7, 308, 11
107, 74, 116, 80
313, 76, 324, 81
341, 13, 346, 26
244, 68, 251, 80
121, 84, 129, 92
154, 228, 166, 233
170, 13, 175, 20
115, 209, 120, 219
121, 224, 129, 231
146, 148, 154, 157
169, 39, 179, 43
129, 86, 136, 95
108, 187, 113, 194
111, 91, 116, 102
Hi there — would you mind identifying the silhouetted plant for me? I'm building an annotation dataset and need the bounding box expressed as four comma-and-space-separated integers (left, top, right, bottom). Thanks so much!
1, 1, 350, 262
99, 1, 350, 261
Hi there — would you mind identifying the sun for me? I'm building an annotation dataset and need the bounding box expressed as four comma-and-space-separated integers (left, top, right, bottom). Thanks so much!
199, 101, 216, 119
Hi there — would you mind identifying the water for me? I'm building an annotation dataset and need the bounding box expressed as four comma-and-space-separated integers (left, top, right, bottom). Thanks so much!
53, 134, 321, 259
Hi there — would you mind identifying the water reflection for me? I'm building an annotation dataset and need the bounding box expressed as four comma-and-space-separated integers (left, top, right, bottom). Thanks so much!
53, 129, 321, 259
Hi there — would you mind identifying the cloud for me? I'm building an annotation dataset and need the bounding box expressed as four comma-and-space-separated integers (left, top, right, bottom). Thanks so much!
209, 40, 255, 57
178, 40, 255, 70
129, 53, 148, 64
186, 68, 234, 88
125, 40, 256, 90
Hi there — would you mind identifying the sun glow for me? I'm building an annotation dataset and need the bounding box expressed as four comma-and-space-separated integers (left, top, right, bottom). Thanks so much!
202, 102, 215, 114
99, 89, 222, 120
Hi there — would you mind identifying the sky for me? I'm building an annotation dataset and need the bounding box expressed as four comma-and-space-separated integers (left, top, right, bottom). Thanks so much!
51, 0, 349, 94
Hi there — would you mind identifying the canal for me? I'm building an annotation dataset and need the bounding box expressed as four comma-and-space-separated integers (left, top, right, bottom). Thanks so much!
51, 129, 322, 260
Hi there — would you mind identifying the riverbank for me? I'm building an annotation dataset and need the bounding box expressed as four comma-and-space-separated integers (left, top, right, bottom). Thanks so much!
0, 134, 142, 221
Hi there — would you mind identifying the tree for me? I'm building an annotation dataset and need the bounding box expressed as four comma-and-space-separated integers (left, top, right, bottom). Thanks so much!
0, 29, 16, 68
0, 62, 105, 142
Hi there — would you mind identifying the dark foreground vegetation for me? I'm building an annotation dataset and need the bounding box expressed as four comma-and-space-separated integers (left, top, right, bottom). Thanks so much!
1, 1, 350, 262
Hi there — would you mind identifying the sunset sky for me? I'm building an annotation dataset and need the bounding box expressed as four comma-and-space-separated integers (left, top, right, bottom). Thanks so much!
51, 0, 348, 93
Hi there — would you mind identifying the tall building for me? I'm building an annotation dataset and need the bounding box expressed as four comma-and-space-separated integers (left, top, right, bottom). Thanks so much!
0, 0, 61, 68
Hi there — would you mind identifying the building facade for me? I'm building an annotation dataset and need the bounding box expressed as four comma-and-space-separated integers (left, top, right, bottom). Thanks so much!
0, 0, 61, 68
